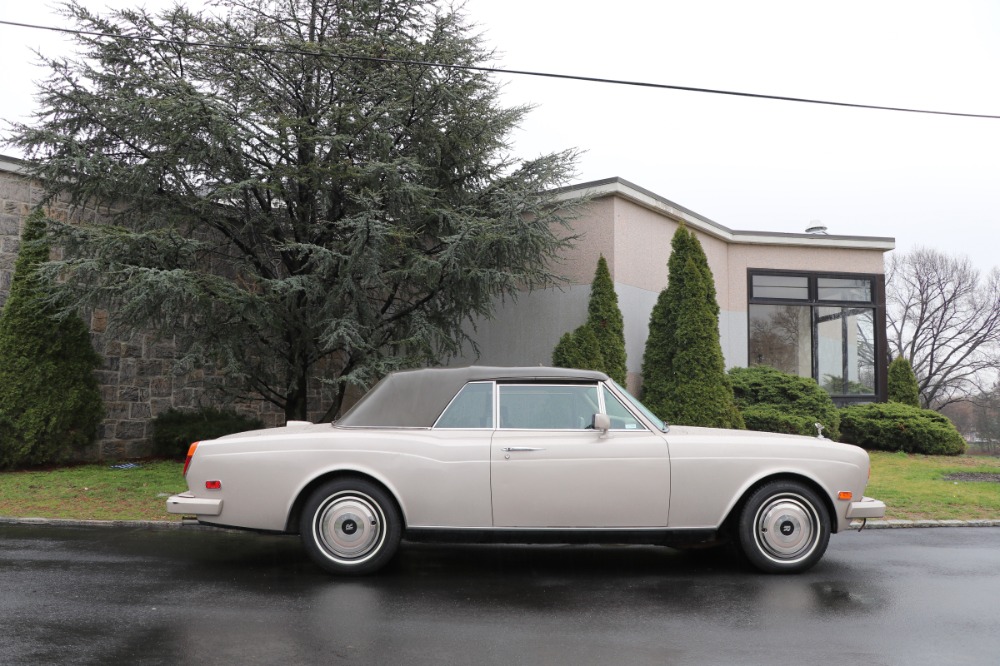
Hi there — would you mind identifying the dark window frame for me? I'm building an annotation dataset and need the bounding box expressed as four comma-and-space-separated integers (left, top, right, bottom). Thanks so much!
748, 269, 888, 405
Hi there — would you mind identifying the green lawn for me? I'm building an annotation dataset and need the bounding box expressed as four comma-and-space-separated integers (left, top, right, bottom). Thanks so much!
867, 451, 1000, 521
0, 452, 998, 523
0, 460, 186, 521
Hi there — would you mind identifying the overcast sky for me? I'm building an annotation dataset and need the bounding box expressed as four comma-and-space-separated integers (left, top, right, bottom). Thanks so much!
2, 0, 998, 272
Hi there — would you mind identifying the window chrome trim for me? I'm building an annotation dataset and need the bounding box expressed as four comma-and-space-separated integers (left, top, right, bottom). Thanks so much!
431, 381, 496, 430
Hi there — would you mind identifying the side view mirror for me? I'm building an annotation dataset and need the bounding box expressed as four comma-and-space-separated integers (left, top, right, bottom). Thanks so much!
592, 413, 611, 436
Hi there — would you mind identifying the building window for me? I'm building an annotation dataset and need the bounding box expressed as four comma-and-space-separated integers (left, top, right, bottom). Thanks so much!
748, 271, 884, 403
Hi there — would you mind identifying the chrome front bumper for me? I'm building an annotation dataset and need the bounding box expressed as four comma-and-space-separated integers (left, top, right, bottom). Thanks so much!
846, 496, 886, 519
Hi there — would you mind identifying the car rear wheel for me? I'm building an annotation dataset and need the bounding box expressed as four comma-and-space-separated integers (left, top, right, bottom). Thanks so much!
737, 480, 830, 574
300, 478, 401, 575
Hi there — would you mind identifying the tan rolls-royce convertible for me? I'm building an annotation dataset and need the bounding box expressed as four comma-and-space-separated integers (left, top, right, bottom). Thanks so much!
167, 366, 885, 575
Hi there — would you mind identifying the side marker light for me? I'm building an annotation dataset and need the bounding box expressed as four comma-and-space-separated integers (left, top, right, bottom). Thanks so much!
206, 480, 222, 490
838, 491, 853, 501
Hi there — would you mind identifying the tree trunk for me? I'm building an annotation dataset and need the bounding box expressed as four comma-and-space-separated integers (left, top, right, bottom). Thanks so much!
284, 372, 310, 422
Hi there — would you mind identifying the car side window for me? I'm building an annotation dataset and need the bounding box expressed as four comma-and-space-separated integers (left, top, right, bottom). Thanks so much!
435, 382, 494, 429
602, 386, 648, 431
498, 384, 599, 429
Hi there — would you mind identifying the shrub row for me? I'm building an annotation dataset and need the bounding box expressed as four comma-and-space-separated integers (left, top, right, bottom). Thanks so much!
729, 366, 840, 440
729, 365, 965, 456
152, 407, 264, 459
839, 402, 966, 456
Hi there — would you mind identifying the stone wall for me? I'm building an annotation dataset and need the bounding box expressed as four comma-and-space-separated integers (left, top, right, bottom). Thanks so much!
0, 165, 34, 312
1, 160, 331, 459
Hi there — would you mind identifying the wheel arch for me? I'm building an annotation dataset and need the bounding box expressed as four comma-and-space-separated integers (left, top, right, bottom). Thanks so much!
285, 470, 406, 534
721, 472, 838, 537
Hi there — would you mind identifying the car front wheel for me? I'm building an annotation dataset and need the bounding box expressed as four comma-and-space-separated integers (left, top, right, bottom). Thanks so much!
737, 480, 830, 574
300, 478, 401, 575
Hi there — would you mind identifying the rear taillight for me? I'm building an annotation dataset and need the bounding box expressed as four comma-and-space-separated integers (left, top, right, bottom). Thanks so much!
183, 442, 200, 477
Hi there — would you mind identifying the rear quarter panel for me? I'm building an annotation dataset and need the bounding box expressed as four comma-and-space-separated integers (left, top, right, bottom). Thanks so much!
183, 427, 492, 532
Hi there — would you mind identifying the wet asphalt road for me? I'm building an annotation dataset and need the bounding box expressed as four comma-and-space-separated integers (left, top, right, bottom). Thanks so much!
1, 524, 999, 665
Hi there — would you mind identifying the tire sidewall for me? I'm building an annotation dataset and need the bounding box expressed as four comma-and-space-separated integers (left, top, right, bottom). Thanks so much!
737, 480, 831, 574
300, 478, 402, 575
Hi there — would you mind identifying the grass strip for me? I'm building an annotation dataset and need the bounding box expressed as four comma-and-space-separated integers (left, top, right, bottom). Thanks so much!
0, 452, 998, 523
0, 460, 186, 522
868, 451, 1000, 521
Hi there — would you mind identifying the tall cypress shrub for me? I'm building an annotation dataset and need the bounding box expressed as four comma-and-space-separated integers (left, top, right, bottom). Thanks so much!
641, 225, 743, 428
887, 356, 921, 407
550, 255, 627, 381
0, 210, 104, 469
586, 256, 627, 385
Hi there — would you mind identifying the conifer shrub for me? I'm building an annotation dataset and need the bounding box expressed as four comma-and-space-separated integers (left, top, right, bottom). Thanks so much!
587, 256, 627, 385
839, 402, 966, 456
152, 407, 264, 459
887, 357, 921, 407
551, 255, 626, 382
730, 365, 840, 439
0, 210, 104, 469
552, 324, 605, 374
640, 226, 743, 429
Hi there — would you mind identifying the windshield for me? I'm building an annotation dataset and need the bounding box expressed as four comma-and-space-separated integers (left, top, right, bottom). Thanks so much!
613, 381, 669, 432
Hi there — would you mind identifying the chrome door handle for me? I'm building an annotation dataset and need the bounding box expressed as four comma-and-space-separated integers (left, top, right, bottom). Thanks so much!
501, 447, 546, 452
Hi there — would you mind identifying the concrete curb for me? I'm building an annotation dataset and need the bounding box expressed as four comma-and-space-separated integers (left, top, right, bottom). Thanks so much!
0, 516, 187, 530
855, 519, 1000, 529
4, 516, 1000, 530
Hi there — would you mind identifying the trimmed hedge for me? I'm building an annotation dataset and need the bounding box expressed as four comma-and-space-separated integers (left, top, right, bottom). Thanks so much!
729, 365, 840, 439
152, 407, 264, 459
739, 406, 827, 437
839, 402, 966, 456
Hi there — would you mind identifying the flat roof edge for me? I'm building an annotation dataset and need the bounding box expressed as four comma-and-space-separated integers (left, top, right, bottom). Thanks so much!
552, 177, 895, 251
729, 229, 895, 250
2, 163, 896, 252
0, 154, 28, 174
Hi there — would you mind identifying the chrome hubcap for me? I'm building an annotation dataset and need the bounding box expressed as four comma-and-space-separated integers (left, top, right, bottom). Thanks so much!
754, 493, 819, 563
314, 492, 384, 564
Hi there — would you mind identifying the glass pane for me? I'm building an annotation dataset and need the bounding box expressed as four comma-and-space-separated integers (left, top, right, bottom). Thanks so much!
817, 277, 872, 302
498, 385, 600, 429
817, 307, 844, 393
752, 274, 809, 300
748, 305, 812, 376
435, 382, 494, 428
613, 381, 667, 432
817, 307, 876, 395
602, 386, 647, 431
847, 309, 876, 394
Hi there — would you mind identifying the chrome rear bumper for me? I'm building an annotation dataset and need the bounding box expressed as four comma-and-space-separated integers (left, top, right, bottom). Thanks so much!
166, 493, 223, 516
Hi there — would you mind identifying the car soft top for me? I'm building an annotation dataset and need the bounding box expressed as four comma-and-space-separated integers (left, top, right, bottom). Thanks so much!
336, 366, 609, 428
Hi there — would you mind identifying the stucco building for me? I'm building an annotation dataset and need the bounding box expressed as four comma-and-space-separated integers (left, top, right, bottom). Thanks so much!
463, 178, 894, 404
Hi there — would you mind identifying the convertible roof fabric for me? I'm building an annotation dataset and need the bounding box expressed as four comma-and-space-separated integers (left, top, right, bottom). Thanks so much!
336, 366, 608, 428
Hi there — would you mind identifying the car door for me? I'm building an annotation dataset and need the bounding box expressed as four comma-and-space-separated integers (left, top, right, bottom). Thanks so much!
490, 383, 670, 528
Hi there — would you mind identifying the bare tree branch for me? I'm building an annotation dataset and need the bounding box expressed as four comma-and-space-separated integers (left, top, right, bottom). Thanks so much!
886, 247, 1000, 409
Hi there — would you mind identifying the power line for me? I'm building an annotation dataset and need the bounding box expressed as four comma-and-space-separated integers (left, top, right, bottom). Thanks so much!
2, 17, 999, 120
